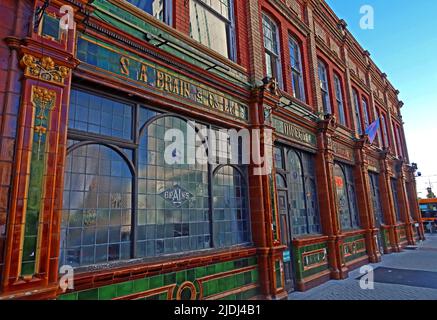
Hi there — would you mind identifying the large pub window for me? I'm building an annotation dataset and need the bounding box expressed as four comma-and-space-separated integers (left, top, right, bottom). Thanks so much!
276, 146, 321, 235
334, 163, 360, 230
190, 0, 236, 60
126, 0, 172, 25
391, 178, 402, 222
213, 165, 250, 247
369, 172, 384, 226
262, 14, 283, 88
61, 88, 251, 269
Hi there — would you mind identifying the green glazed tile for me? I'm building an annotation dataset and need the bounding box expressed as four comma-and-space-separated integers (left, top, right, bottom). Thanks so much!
99, 285, 117, 300
163, 273, 176, 285
78, 288, 99, 300
117, 281, 134, 297
149, 274, 164, 289
58, 292, 78, 300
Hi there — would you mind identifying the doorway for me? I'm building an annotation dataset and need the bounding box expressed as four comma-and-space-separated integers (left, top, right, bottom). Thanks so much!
276, 176, 296, 292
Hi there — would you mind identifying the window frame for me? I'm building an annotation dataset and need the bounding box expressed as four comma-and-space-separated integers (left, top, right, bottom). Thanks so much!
262, 13, 283, 89
189, 0, 237, 61
333, 73, 346, 126
334, 163, 360, 231
125, 0, 173, 26
317, 60, 331, 114
352, 88, 363, 135
288, 35, 306, 102
62, 85, 252, 271
274, 144, 321, 236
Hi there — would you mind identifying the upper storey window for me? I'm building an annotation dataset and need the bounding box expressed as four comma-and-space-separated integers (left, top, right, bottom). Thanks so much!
333, 74, 346, 126
190, 0, 236, 60
126, 0, 172, 24
262, 14, 283, 88
352, 89, 362, 135
289, 36, 306, 102
317, 60, 331, 114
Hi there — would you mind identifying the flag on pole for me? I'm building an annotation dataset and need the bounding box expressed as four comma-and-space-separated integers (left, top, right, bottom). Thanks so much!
365, 118, 380, 144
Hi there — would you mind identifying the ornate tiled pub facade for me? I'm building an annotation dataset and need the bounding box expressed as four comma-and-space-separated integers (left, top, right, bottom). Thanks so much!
0, 0, 424, 300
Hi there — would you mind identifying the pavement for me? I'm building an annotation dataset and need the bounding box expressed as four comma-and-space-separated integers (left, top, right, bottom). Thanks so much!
289, 234, 437, 300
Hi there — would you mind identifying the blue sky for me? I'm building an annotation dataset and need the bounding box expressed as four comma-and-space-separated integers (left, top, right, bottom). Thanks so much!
326, 0, 437, 197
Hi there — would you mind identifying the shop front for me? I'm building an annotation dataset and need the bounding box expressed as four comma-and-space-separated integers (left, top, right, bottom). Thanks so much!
272, 116, 329, 292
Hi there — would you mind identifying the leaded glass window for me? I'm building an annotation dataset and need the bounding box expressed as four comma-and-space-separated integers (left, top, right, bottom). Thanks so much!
318, 60, 331, 114
391, 178, 402, 222
137, 116, 211, 256
263, 14, 283, 88
289, 36, 306, 102
60, 144, 133, 267
369, 172, 384, 226
62, 88, 251, 269
334, 74, 346, 126
334, 163, 360, 230
274, 146, 284, 170
190, 0, 236, 60
69, 89, 133, 140
277, 147, 321, 236
288, 150, 306, 235
213, 165, 250, 247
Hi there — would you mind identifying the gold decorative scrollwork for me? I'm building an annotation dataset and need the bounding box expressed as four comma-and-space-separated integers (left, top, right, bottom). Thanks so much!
21, 54, 70, 85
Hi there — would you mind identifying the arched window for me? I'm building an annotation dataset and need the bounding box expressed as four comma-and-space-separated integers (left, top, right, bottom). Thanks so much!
60, 144, 133, 267
137, 116, 211, 256
288, 150, 321, 235
369, 172, 384, 226
289, 36, 306, 102
213, 165, 250, 247
287, 150, 306, 235
275, 173, 287, 189
262, 14, 283, 88
334, 163, 360, 230
317, 60, 331, 114
391, 178, 402, 222
62, 88, 252, 270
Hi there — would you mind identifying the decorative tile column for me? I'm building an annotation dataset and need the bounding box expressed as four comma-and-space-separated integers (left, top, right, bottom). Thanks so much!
1, 0, 79, 298
316, 115, 347, 279
378, 150, 401, 253
354, 138, 381, 262
248, 80, 287, 300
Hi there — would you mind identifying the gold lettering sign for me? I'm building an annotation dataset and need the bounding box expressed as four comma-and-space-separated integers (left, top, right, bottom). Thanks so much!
333, 142, 354, 162
272, 117, 316, 147
76, 35, 248, 121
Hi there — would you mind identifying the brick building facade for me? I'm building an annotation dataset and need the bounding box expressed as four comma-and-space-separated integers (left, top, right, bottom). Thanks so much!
0, 0, 424, 300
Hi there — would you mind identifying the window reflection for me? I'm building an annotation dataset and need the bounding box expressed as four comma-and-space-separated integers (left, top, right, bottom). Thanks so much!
60, 144, 132, 267
126, 0, 169, 23
334, 163, 360, 230
62, 90, 252, 269
190, 0, 234, 59
213, 165, 250, 247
